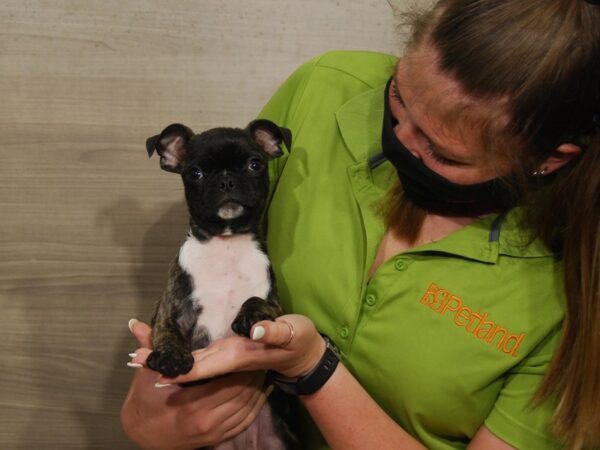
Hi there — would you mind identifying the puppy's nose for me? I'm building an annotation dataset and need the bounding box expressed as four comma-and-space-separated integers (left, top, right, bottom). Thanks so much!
219, 176, 235, 192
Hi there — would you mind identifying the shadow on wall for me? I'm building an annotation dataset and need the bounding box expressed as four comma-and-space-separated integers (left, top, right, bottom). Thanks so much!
93, 196, 188, 448
100, 196, 188, 316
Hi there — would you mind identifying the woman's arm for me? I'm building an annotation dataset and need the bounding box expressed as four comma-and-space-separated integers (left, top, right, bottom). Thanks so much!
303, 362, 517, 449
121, 321, 272, 450
135, 315, 515, 449
301, 361, 426, 450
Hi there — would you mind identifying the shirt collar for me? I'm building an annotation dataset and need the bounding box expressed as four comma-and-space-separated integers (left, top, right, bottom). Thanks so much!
403, 208, 554, 263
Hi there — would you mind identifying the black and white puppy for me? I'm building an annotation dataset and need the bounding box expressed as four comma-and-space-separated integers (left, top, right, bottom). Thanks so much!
145, 120, 297, 450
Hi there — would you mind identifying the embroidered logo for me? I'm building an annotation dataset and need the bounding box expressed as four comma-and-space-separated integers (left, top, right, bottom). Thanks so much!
420, 283, 526, 358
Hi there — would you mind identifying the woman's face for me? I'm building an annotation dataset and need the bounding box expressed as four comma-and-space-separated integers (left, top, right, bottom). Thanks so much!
389, 44, 512, 185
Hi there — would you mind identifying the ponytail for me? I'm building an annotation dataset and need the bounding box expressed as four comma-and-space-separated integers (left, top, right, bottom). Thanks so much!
533, 131, 600, 449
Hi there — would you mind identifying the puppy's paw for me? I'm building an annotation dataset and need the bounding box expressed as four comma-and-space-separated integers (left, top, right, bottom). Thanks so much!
231, 296, 278, 338
146, 349, 194, 377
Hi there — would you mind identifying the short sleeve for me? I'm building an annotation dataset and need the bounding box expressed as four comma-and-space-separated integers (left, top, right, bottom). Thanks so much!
256, 55, 320, 195
484, 327, 564, 450
258, 56, 320, 127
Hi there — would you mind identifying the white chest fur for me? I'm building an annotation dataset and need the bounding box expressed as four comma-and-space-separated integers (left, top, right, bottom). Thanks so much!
178, 233, 271, 341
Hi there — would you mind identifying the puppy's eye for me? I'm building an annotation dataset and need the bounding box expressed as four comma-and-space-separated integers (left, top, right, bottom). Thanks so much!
247, 159, 264, 172
187, 167, 204, 180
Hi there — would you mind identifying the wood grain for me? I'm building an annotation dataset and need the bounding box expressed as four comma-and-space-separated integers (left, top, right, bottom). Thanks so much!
0, 1, 400, 448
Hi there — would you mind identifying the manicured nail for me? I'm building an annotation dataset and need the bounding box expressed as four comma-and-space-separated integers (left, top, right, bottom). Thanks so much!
265, 384, 275, 397
127, 362, 143, 368
155, 382, 171, 388
128, 318, 138, 333
252, 326, 265, 341
128, 353, 137, 358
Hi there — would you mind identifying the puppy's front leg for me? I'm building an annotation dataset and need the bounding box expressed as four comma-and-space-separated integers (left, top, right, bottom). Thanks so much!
147, 262, 196, 377
231, 295, 283, 338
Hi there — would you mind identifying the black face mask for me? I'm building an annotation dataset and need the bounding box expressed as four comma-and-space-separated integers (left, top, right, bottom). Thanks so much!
381, 79, 516, 216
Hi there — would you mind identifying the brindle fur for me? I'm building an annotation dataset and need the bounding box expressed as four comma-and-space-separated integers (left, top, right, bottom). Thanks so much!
147, 259, 211, 377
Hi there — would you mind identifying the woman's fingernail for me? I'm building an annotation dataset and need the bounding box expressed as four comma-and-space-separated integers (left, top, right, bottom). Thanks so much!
127, 362, 143, 368
252, 326, 265, 341
128, 318, 138, 333
265, 384, 275, 397
128, 353, 138, 358
155, 382, 171, 388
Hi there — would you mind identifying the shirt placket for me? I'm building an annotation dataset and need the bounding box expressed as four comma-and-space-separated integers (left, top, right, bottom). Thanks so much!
339, 160, 388, 354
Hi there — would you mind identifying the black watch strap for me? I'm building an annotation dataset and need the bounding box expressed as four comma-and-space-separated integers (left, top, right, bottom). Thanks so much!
269, 335, 340, 396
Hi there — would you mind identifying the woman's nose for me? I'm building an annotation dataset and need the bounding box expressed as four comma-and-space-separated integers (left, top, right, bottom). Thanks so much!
393, 123, 422, 160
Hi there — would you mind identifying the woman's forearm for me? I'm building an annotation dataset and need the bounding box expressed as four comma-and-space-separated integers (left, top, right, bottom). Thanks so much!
300, 363, 427, 450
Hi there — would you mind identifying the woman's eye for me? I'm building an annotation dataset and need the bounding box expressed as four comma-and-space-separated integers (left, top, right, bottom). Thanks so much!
188, 167, 204, 180
425, 143, 460, 166
391, 84, 404, 106
247, 159, 264, 172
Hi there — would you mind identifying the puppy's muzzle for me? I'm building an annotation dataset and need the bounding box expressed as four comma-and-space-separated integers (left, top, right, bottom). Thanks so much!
217, 202, 245, 220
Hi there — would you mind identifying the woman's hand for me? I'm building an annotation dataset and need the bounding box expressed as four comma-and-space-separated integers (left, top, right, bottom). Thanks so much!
129, 314, 326, 386
121, 320, 272, 450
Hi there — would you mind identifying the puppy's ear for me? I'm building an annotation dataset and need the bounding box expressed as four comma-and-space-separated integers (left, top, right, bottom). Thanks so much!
146, 123, 194, 173
247, 119, 292, 159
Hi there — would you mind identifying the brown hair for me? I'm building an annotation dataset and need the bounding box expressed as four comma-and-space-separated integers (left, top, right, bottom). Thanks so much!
384, 180, 427, 245
402, 0, 600, 447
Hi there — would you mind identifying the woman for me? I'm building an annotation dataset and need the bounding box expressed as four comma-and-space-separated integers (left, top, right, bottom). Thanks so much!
121, 0, 600, 448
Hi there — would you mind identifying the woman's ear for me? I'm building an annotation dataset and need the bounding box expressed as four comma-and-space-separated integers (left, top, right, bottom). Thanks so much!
534, 143, 582, 176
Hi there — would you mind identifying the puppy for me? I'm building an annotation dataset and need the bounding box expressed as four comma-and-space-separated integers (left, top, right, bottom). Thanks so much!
145, 120, 298, 450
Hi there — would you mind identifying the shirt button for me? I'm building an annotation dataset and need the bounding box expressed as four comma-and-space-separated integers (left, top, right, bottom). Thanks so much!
394, 258, 408, 271
340, 326, 350, 339
365, 294, 377, 306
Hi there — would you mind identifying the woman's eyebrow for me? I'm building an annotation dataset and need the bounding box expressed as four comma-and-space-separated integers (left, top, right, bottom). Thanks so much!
392, 77, 440, 151
392, 76, 467, 162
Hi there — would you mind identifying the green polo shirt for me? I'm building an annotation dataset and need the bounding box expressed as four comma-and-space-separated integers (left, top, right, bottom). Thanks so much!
260, 51, 565, 450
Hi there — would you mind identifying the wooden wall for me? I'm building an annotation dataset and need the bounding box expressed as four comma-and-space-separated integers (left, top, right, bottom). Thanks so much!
0, 1, 405, 448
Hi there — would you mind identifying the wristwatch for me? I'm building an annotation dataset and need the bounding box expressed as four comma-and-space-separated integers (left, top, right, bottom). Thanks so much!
269, 335, 340, 396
